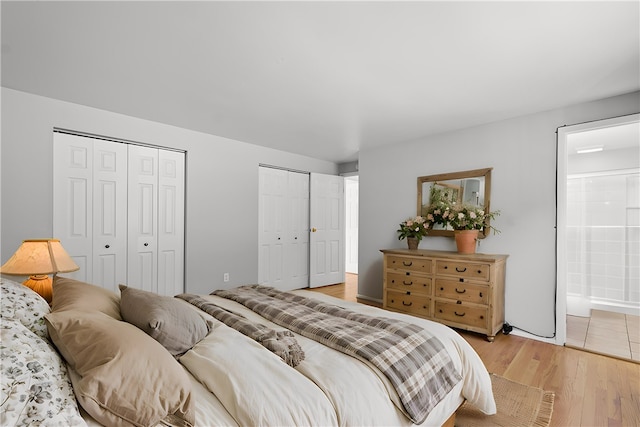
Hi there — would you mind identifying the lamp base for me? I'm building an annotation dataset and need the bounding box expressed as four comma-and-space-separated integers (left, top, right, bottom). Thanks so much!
23, 275, 53, 303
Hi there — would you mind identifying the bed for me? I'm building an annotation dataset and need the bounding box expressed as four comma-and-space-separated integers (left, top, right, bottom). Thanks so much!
0, 276, 496, 427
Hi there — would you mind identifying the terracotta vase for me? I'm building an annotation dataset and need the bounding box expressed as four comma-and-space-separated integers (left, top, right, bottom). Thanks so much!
407, 237, 420, 250
454, 229, 479, 254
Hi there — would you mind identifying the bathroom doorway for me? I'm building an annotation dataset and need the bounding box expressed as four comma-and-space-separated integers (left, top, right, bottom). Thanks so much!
557, 114, 639, 361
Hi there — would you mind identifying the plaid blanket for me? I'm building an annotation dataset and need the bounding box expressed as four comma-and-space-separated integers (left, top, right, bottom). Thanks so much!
176, 293, 305, 367
213, 285, 461, 424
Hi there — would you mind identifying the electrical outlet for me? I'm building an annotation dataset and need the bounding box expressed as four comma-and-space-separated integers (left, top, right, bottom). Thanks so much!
223, 273, 229, 282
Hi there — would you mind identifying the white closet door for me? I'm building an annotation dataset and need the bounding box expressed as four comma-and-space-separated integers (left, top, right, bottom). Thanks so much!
309, 173, 345, 288
127, 145, 159, 292
287, 172, 310, 289
258, 167, 310, 291
157, 150, 185, 295
92, 140, 128, 293
53, 133, 94, 282
258, 167, 287, 288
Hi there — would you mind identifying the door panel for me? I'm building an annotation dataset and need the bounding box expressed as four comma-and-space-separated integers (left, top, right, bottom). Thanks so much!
128, 145, 158, 291
158, 150, 185, 295
310, 173, 345, 288
259, 168, 309, 291
53, 133, 94, 282
93, 140, 127, 292
287, 172, 310, 289
54, 133, 185, 295
258, 167, 287, 288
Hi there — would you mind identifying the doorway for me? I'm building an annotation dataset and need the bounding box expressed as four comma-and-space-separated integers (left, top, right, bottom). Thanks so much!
345, 175, 359, 274
557, 114, 640, 361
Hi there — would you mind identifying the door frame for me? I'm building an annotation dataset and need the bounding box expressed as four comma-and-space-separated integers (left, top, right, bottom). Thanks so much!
555, 113, 640, 346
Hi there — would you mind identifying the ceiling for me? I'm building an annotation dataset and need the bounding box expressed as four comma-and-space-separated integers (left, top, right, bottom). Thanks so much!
2, 1, 639, 163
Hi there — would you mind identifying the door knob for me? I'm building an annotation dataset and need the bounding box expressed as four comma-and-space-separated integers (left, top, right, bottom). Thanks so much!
144, 243, 149, 247
105, 244, 110, 249
311, 227, 317, 232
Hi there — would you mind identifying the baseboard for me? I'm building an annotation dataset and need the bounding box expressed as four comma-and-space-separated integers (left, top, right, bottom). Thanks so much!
356, 294, 383, 305
510, 328, 557, 345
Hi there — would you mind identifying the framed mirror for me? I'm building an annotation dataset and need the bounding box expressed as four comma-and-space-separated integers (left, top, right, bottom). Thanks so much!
417, 167, 493, 238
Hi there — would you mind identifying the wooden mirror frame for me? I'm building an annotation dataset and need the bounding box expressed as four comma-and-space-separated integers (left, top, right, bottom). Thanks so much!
417, 167, 493, 239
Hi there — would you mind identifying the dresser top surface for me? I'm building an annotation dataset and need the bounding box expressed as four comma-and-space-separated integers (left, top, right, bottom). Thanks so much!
380, 248, 508, 261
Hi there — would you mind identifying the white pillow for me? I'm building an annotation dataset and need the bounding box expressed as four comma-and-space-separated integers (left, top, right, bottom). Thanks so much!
0, 316, 86, 426
0, 278, 51, 340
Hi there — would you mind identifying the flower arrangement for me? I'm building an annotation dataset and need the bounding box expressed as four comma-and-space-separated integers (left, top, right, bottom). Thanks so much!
425, 202, 500, 233
397, 216, 429, 241
426, 200, 500, 233
424, 200, 453, 229
448, 204, 500, 232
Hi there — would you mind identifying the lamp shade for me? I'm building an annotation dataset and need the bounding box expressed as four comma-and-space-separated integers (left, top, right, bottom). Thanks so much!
1, 239, 79, 303
1, 239, 79, 275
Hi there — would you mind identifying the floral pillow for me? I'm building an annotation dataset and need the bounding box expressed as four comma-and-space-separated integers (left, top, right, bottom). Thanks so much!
0, 316, 86, 426
0, 278, 51, 340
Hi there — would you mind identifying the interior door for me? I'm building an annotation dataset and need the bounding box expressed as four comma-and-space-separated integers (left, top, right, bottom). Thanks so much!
309, 173, 345, 288
53, 133, 94, 282
258, 167, 287, 288
258, 167, 310, 291
287, 171, 310, 289
92, 139, 128, 293
127, 145, 159, 292
157, 150, 186, 296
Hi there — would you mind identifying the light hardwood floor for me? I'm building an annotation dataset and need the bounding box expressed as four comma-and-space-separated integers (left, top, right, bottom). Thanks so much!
309, 276, 640, 427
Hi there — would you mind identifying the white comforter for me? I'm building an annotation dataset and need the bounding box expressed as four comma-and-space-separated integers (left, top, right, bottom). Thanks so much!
177, 290, 496, 427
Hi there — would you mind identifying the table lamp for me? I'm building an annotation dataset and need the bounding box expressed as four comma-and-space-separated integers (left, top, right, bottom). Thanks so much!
1, 239, 79, 303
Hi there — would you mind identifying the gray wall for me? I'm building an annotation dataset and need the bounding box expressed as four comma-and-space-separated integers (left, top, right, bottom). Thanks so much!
3, 86, 639, 341
1, 88, 338, 295
358, 91, 640, 339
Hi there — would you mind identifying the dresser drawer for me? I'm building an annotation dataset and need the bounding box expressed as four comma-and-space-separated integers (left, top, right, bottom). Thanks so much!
386, 290, 431, 317
434, 301, 488, 329
435, 279, 488, 305
435, 260, 490, 281
386, 255, 432, 274
386, 272, 432, 294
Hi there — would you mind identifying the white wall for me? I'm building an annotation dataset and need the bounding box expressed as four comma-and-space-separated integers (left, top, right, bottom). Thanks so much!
1, 88, 338, 295
358, 91, 640, 340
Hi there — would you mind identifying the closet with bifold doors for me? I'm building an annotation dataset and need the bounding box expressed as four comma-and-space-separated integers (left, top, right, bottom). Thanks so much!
52, 131, 185, 296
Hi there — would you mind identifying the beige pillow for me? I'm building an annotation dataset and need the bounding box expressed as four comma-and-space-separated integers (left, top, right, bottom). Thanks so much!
119, 285, 209, 356
45, 310, 194, 427
51, 276, 121, 320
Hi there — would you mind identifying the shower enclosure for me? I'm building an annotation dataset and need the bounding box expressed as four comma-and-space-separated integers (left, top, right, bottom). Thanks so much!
566, 169, 639, 317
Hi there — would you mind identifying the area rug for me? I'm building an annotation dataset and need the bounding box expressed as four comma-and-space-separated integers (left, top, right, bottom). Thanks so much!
455, 373, 555, 427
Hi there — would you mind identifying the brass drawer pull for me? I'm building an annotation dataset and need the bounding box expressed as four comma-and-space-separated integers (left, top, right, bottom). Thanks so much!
455, 288, 466, 294
403, 281, 413, 286
403, 261, 413, 266
454, 311, 466, 317
456, 267, 467, 272
402, 301, 413, 307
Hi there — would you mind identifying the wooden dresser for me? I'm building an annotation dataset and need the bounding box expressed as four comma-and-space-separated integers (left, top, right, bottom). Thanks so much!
381, 249, 508, 341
